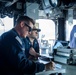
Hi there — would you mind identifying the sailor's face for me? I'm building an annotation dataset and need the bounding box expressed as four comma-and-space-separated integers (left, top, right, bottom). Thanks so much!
21, 22, 33, 38
21, 21, 33, 38
31, 30, 38, 39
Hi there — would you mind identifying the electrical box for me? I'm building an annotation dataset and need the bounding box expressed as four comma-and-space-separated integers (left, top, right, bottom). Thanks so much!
25, 2, 39, 20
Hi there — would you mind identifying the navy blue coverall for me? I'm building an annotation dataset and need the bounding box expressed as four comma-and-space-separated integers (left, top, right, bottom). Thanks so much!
0, 28, 45, 75
23, 37, 39, 58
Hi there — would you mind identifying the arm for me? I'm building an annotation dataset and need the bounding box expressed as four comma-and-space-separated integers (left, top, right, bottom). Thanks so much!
0, 33, 45, 74
29, 47, 40, 58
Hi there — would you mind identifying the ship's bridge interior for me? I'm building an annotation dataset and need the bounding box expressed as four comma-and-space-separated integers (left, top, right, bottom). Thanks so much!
0, 0, 76, 19
0, 0, 76, 45
0, 0, 76, 53
0, 1, 76, 75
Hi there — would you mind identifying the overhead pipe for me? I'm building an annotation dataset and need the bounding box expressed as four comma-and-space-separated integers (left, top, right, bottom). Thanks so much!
5, 0, 18, 7
0, 0, 13, 2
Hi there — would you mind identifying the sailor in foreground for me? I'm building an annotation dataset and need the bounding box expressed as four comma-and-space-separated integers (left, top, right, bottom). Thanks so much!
0, 15, 55, 75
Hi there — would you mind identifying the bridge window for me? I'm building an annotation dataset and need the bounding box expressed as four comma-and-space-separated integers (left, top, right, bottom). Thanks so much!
0, 16, 13, 35
36, 19, 55, 53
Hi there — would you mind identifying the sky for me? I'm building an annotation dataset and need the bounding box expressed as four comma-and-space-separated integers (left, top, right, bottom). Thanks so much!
36, 19, 55, 40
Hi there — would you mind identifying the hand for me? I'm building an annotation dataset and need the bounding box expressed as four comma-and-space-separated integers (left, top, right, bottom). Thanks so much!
35, 53, 41, 58
28, 53, 40, 60
45, 61, 55, 71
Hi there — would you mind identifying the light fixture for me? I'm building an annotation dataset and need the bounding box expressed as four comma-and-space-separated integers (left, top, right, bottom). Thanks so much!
43, 0, 51, 8
49, 0, 61, 7
68, 9, 73, 25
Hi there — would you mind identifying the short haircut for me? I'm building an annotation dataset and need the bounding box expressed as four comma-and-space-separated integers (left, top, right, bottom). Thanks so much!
16, 16, 35, 25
